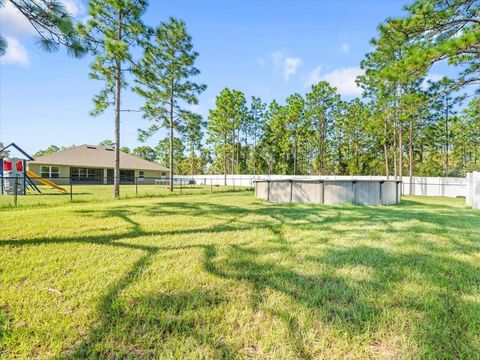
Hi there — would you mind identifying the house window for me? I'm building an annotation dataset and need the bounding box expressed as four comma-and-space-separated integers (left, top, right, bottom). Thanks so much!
40, 166, 60, 178
86, 168, 96, 178
70, 168, 103, 183
41, 166, 50, 178
161, 172, 166, 177
51, 167, 60, 178
139, 171, 145, 179
119, 170, 135, 183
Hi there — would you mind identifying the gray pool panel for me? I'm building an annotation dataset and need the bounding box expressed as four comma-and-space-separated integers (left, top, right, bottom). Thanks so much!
381, 181, 399, 205
355, 181, 381, 206
254, 179, 401, 206
269, 181, 290, 203
324, 181, 354, 205
292, 181, 322, 203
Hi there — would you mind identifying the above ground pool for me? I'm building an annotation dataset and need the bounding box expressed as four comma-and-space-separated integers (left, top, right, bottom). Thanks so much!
254, 179, 401, 205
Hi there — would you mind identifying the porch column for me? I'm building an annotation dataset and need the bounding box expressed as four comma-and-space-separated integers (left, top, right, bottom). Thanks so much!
103, 168, 108, 184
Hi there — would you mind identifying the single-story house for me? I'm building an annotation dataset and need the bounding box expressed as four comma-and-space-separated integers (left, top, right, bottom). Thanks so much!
28, 144, 169, 184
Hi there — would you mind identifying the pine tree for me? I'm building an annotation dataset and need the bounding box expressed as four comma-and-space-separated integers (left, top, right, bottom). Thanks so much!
155, 138, 185, 172
246, 96, 266, 175
132, 146, 156, 162
450, 97, 480, 174
98, 139, 115, 148
383, 0, 480, 93
260, 101, 289, 175
0, 0, 86, 57
285, 93, 306, 175
34, 145, 61, 158
134, 17, 206, 191
338, 99, 372, 175
427, 77, 465, 176
305, 82, 341, 175
80, 0, 147, 198
182, 113, 204, 175
207, 89, 246, 184
120, 146, 131, 154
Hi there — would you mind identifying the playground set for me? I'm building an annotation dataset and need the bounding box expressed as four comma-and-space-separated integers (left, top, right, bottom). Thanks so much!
0, 143, 67, 195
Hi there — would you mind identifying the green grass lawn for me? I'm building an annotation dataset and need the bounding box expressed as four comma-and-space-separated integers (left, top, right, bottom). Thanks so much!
0, 184, 245, 208
1, 192, 479, 359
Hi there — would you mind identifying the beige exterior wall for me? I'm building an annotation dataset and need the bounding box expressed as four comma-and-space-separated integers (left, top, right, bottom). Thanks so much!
28, 164, 168, 180
134, 169, 166, 179
27, 163, 70, 178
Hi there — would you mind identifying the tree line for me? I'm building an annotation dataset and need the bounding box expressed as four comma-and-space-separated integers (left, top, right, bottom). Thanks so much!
206, 0, 479, 185
1, 0, 479, 196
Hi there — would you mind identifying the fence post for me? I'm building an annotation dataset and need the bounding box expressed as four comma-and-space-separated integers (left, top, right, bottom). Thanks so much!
395, 181, 403, 204
267, 180, 270, 202
379, 181, 384, 205
211, 178, 213, 192
233, 177, 235, 190
135, 176, 138, 197
320, 180, 324, 204
352, 180, 358, 204
14, 176, 18, 207
180, 178, 183, 195
290, 179, 293, 203
70, 176, 73, 202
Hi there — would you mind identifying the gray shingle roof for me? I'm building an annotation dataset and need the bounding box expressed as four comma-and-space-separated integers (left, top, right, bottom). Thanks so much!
30, 145, 169, 172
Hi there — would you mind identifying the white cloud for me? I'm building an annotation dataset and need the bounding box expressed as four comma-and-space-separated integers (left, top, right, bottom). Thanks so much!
305, 66, 364, 96
0, 0, 84, 36
60, 0, 85, 17
0, 36, 29, 66
269, 51, 302, 80
283, 57, 302, 80
322, 67, 364, 95
340, 42, 350, 53
0, 0, 84, 66
0, 1, 35, 36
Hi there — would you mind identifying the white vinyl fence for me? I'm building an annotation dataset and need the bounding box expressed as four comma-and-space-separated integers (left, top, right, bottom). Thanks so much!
466, 172, 480, 210
177, 174, 467, 198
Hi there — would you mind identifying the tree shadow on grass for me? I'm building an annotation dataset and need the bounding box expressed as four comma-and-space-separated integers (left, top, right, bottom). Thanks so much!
2, 198, 478, 250
1, 198, 480, 358
64, 244, 239, 359
203, 242, 480, 358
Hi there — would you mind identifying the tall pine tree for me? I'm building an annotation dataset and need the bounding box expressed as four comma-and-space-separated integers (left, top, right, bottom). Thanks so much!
81, 0, 147, 197
134, 17, 206, 191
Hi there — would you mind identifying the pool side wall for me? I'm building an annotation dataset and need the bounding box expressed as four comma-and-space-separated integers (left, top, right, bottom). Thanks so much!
254, 180, 401, 206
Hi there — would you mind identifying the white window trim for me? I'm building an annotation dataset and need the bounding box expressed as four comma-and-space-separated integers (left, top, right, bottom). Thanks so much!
40, 166, 59, 178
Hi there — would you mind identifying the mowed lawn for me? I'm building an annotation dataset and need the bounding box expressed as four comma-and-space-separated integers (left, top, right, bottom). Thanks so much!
0, 184, 243, 208
1, 192, 479, 359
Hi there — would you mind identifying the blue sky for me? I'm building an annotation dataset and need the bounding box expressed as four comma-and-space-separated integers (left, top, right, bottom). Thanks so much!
0, 0, 450, 155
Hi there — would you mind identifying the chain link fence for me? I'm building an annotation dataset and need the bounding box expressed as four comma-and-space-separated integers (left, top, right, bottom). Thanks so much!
1, 174, 467, 209
0, 176, 253, 209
